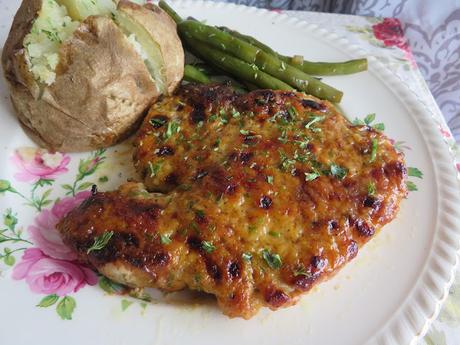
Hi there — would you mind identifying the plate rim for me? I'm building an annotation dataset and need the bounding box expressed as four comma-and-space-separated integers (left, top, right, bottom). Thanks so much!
170, 1, 460, 344
1, 1, 460, 344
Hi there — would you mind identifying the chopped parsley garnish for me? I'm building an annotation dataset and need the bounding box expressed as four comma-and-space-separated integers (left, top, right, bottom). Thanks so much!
305, 115, 325, 129
279, 150, 295, 172
330, 164, 348, 180
369, 138, 378, 163
164, 121, 180, 140
367, 182, 376, 196
240, 129, 250, 135
408, 167, 423, 178
248, 225, 257, 233
232, 109, 241, 118
293, 265, 309, 277
278, 129, 289, 144
87, 231, 114, 254
294, 135, 310, 149
266, 175, 274, 184
294, 150, 309, 163
305, 172, 320, 181
406, 181, 418, 191
160, 234, 172, 245
242, 252, 253, 261
287, 106, 297, 120
150, 117, 167, 127
201, 241, 215, 253
208, 114, 218, 122
261, 249, 282, 269
268, 231, 281, 238
147, 160, 163, 177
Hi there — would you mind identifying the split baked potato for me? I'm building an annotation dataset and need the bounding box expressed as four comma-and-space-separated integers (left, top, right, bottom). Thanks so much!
2, 0, 184, 152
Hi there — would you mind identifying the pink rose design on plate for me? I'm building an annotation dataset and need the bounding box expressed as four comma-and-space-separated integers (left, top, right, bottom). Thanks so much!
372, 18, 416, 66
11, 147, 70, 183
13, 191, 96, 296
12, 248, 97, 296
29, 191, 90, 260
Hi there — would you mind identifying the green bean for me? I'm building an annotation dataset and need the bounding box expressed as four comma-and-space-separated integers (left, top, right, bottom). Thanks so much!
220, 26, 367, 76
186, 41, 294, 91
183, 64, 211, 84
178, 20, 343, 102
158, 0, 183, 24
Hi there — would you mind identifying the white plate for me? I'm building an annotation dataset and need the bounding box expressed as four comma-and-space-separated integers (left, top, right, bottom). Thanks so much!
1, 1, 459, 345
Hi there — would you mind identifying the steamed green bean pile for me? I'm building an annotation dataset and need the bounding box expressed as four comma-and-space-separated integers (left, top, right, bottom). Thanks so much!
159, 0, 367, 103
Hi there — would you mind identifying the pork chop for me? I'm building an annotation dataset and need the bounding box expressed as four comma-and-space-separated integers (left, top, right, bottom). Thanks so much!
57, 84, 407, 318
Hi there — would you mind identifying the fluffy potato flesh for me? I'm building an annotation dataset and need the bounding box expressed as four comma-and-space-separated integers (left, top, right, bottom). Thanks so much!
56, 0, 117, 21
115, 9, 166, 93
23, 0, 79, 85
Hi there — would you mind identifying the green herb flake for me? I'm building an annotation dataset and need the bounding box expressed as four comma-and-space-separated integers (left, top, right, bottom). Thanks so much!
201, 240, 216, 253
266, 175, 274, 185
261, 249, 282, 269
248, 225, 257, 233
149, 117, 167, 127
364, 113, 376, 125
367, 182, 376, 196
164, 121, 180, 140
352, 118, 365, 126
268, 231, 281, 238
330, 164, 348, 180
293, 265, 309, 277
242, 252, 253, 261
147, 160, 163, 178
208, 114, 218, 122
240, 129, 250, 135
160, 234, 172, 245
408, 167, 423, 179
232, 109, 241, 118
305, 172, 320, 181
305, 115, 325, 129
87, 231, 114, 254
406, 181, 418, 191
287, 106, 297, 120
369, 138, 378, 163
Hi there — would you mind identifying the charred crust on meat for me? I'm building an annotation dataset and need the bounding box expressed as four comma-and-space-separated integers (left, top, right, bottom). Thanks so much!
186, 235, 202, 250
264, 287, 289, 307
156, 146, 174, 156
165, 173, 179, 186
311, 255, 327, 271
227, 261, 241, 279
190, 104, 206, 124
194, 169, 208, 180
259, 195, 273, 209
152, 251, 171, 266
363, 196, 381, 210
354, 219, 375, 237
91, 184, 98, 195
301, 99, 325, 111
347, 240, 359, 259
205, 258, 222, 282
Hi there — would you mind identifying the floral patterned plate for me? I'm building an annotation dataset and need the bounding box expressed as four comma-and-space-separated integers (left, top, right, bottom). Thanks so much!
1, 1, 460, 345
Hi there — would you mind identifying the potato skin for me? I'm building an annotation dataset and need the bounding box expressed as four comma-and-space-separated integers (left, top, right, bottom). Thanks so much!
2, 0, 171, 152
117, 1, 184, 95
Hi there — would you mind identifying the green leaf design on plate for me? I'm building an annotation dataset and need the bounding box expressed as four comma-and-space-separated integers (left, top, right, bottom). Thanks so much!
99, 276, 128, 295
121, 299, 133, 311
408, 167, 423, 179
0, 180, 11, 192
77, 182, 95, 191
37, 294, 59, 308
56, 296, 76, 320
406, 181, 418, 192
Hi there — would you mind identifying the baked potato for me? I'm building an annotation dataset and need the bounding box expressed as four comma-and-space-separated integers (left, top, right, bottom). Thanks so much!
1, 0, 184, 152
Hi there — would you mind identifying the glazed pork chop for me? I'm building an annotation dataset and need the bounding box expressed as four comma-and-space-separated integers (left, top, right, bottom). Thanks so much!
57, 84, 407, 319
